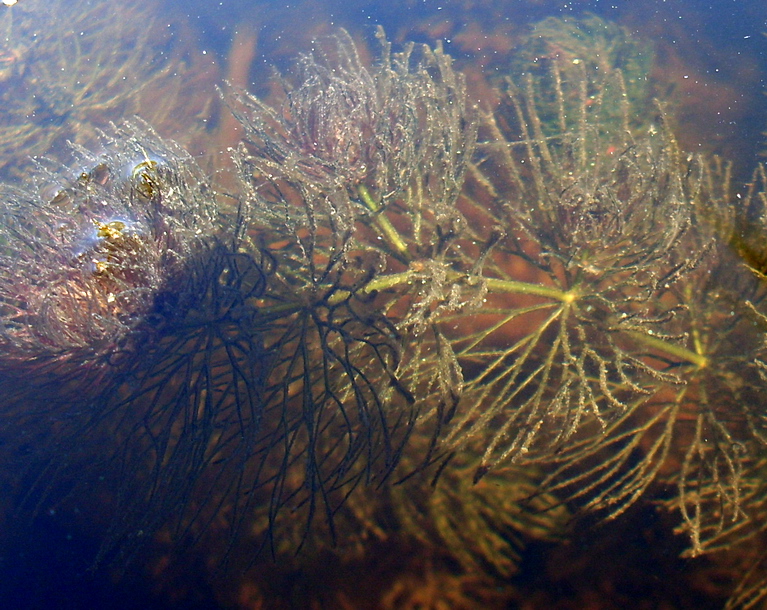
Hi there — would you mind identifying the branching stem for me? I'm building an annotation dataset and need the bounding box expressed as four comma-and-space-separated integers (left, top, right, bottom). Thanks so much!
364, 271, 708, 369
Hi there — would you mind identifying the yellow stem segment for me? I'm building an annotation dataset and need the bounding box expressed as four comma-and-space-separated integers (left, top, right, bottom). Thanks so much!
625, 330, 708, 369
357, 185, 409, 255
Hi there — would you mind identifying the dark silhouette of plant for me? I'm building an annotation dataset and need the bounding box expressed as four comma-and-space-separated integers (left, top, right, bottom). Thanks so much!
217, 25, 767, 606
0, 26, 478, 571
226, 26, 480, 469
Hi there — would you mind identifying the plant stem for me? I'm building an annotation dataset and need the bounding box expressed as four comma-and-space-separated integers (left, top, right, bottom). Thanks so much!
357, 185, 409, 255
484, 277, 576, 302
625, 330, 708, 369
264, 269, 706, 370
364, 271, 707, 368
359, 271, 576, 301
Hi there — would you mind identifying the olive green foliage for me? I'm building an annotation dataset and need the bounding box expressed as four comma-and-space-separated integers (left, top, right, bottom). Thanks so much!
511, 14, 655, 135
225, 20, 767, 595
2, 13, 767, 607
0, 0, 208, 179
0, 26, 485, 571
459, 21, 767, 578
390, 455, 569, 579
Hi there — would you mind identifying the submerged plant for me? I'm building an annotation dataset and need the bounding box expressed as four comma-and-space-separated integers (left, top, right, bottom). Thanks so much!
443, 26, 767, 571
510, 13, 655, 136
224, 23, 767, 599
0, 26, 480, 574
0, 0, 215, 179
1, 16, 767, 608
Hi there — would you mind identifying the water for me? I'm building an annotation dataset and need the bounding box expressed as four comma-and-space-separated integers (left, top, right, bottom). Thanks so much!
0, 0, 766, 608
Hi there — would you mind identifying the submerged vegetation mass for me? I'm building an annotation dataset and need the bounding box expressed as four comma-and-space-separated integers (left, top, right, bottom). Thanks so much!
2, 3, 767, 607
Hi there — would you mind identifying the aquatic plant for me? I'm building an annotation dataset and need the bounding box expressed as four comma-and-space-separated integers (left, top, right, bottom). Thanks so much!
448, 37, 767, 572
222, 25, 767, 609
510, 13, 655, 137
0, 0, 215, 179
0, 26, 481, 574
224, 23, 767, 598
2, 15, 767, 608
0, 121, 233, 559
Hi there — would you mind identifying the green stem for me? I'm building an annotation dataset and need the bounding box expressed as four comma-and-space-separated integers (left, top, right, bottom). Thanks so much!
484, 277, 576, 302
357, 185, 409, 256
364, 271, 415, 293
362, 272, 575, 301
625, 330, 708, 369
362, 272, 707, 369
262, 269, 707, 370
257, 301, 303, 318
